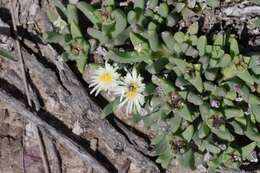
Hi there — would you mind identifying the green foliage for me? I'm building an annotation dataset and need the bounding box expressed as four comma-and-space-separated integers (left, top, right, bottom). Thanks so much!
46, 0, 260, 171
0, 48, 13, 60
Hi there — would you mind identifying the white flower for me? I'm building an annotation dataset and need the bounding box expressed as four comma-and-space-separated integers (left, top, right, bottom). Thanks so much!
115, 68, 145, 114
89, 62, 120, 96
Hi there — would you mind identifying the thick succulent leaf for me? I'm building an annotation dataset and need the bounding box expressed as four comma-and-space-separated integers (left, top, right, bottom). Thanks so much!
229, 36, 239, 57
110, 26, 131, 46
222, 148, 241, 169
111, 9, 127, 38
152, 77, 175, 94
181, 7, 196, 21
148, 0, 159, 9
214, 33, 224, 47
182, 125, 194, 142
147, 29, 160, 51
245, 121, 260, 142
70, 21, 82, 38
179, 149, 195, 169
216, 54, 231, 67
76, 1, 100, 26
155, 135, 170, 155
0, 47, 13, 60
53, 0, 67, 16
146, 58, 168, 74
185, 46, 199, 58
76, 54, 88, 73
166, 13, 179, 27
161, 31, 176, 53
43, 32, 72, 44
255, 17, 260, 26
206, 0, 220, 8
241, 142, 256, 160
134, 0, 145, 9
211, 46, 224, 59
187, 92, 203, 105
143, 110, 162, 127
67, 4, 79, 24
158, 3, 169, 17
224, 108, 244, 119
229, 120, 244, 135
222, 64, 237, 80
156, 147, 173, 169
187, 22, 199, 35
101, 98, 120, 119
174, 32, 186, 44
186, 71, 204, 93
249, 55, 260, 75
144, 83, 156, 95
205, 69, 218, 81
102, 0, 115, 6
198, 122, 210, 138
197, 36, 207, 56
130, 32, 149, 51
174, 58, 190, 73
203, 141, 221, 154
199, 104, 210, 121
189, 35, 198, 46
251, 105, 260, 123
87, 28, 109, 44
177, 104, 193, 122
211, 128, 234, 142
248, 94, 260, 105
151, 133, 165, 145
106, 50, 152, 64
237, 70, 255, 85
169, 115, 182, 133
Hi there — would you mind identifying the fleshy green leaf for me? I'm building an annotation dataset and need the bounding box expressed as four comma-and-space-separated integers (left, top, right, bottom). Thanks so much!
53, 0, 67, 16
249, 55, 260, 75
87, 28, 109, 44
187, 92, 203, 105
101, 98, 120, 119
174, 32, 186, 44
0, 47, 13, 60
76, 1, 100, 26
245, 121, 260, 142
158, 3, 169, 17
187, 22, 199, 35
179, 149, 195, 169
43, 32, 71, 44
251, 105, 260, 123
211, 128, 234, 142
182, 125, 194, 142
197, 36, 207, 56
241, 142, 256, 160
224, 108, 244, 119
237, 70, 255, 85
111, 9, 127, 38
203, 141, 221, 154
170, 115, 182, 133
177, 104, 193, 122
106, 50, 152, 64
229, 36, 239, 57
198, 122, 210, 138
206, 0, 220, 8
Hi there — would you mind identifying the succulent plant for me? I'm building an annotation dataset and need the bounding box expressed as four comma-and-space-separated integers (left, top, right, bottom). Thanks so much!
45, 0, 260, 172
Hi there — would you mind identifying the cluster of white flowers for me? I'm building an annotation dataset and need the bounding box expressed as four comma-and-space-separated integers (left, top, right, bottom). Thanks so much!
89, 62, 145, 114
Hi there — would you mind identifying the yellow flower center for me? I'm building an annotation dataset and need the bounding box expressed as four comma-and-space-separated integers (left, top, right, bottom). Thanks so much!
99, 72, 113, 84
127, 82, 138, 99
135, 44, 143, 53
